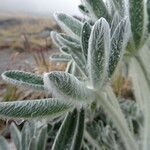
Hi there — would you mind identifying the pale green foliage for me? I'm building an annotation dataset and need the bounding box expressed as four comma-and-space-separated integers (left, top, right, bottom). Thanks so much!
1, 71, 44, 91
54, 13, 83, 38
52, 108, 84, 150
129, 0, 146, 49
43, 71, 94, 101
1, 0, 150, 149
88, 18, 110, 88
2, 122, 48, 150
0, 136, 9, 150
0, 98, 73, 119
50, 53, 71, 62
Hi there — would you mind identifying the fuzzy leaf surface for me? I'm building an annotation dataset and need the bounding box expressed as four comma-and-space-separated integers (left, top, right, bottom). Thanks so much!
109, 18, 129, 77
50, 53, 71, 62
148, 0, 150, 33
129, 0, 146, 49
83, 0, 111, 21
52, 109, 79, 150
81, 22, 91, 60
54, 13, 82, 38
51, 31, 63, 48
37, 125, 47, 150
56, 33, 81, 50
1, 70, 44, 91
71, 108, 85, 150
10, 123, 21, 150
44, 71, 94, 101
88, 18, 110, 88
0, 99, 73, 119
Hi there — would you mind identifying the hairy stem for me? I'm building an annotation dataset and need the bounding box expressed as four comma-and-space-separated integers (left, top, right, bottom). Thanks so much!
133, 56, 150, 150
96, 91, 138, 150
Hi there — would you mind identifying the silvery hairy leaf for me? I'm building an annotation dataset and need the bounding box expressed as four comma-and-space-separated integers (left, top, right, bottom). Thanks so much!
52, 108, 84, 150
10, 123, 21, 150
112, 0, 127, 17
56, 33, 81, 50
129, 0, 146, 49
81, 22, 91, 60
88, 18, 110, 89
0, 99, 73, 119
50, 53, 71, 62
147, 0, 150, 33
78, 4, 89, 15
109, 17, 130, 77
1, 70, 44, 91
54, 13, 83, 38
44, 71, 94, 102
83, 0, 111, 22
111, 11, 121, 35
51, 31, 63, 48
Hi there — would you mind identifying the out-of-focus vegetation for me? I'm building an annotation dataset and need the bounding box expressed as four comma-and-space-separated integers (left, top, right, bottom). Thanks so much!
0, 13, 56, 51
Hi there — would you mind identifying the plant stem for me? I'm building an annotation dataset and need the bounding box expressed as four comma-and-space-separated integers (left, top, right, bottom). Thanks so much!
133, 55, 150, 150
96, 91, 138, 150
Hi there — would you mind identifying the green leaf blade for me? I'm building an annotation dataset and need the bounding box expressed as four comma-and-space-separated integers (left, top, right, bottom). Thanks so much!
0, 99, 73, 119
37, 125, 47, 150
88, 18, 110, 89
44, 71, 94, 102
54, 13, 83, 38
1, 70, 44, 91
83, 0, 111, 21
52, 109, 79, 150
71, 108, 85, 150
50, 53, 71, 63
10, 123, 21, 150
0, 136, 10, 150
129, 0, 146, 49
81, 22, 91, 60
109, 17, 130, 77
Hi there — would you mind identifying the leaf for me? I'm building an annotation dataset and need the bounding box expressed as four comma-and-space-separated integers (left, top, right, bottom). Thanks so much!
1, 70, 44, 91
60, 46, 87, 75
78, 4, 89, 15
21, 122, 31, 150
83, 0, 111, 22
0, 136, 9, 150
129, 0, 146, 49
88, 18, 110, 89
147, 0, 150, 33
108, 17, 130, 77
56, 33, 81, 50
67, 48, 87, 76
52, 109, 79, 150
50, 31, 63, 48
112, 0, 127, 16
37, 125, 47, 150
10, 123, 21, 150
54, 13, 83, 38
110, 11, 121, 35
44, 71, 94, 102
50, 53, 71, 62
81, 22, 91, 60
0, 98, 73, 119
28, 137, 37, 150
71, 108, 85, 150
60, 47, 70, 55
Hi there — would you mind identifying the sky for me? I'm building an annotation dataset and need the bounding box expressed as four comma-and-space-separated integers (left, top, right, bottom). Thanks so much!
0, 0, 81, 15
